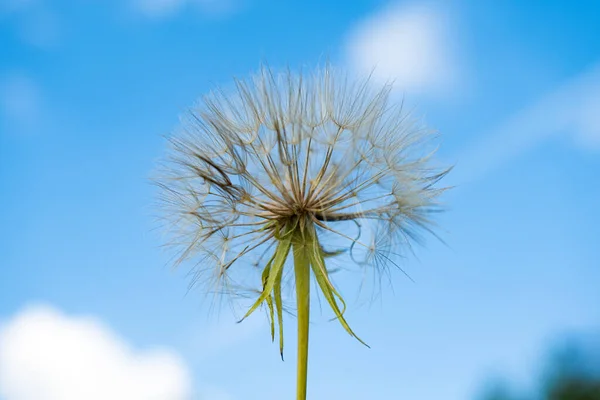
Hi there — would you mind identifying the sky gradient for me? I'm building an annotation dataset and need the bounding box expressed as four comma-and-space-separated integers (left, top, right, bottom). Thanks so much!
1, 0, 599, 399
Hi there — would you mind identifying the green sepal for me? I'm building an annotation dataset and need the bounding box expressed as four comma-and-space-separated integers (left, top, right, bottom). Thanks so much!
307, 226, 369, 348
239, 229, 292, 322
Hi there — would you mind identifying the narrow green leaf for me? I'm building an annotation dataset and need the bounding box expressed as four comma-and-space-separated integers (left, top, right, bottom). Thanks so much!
262, 258, 276, 342
274, 266, 285, 359
239, 233, 292, 322
308, 227, 369, 348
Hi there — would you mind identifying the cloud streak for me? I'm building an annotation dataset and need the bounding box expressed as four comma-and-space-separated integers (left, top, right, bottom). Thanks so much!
133, 0, 185, 17
0, 72, 43, 133
133, 0, 239, 19
454, 62, 600, 184
0, 0, 61, 49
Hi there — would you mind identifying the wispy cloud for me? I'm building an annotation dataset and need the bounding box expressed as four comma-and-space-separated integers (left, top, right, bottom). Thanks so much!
133, 0, 185, 18
181, 311, 264, 360
133, 0, 240, 19
0, 0, 61, 49
0, 304, 192, 400
0, 0, 38, 14
0, 72, 42, 132
571, 72, 600, 149
455, 62, 600, 184
344, 2, 461, 99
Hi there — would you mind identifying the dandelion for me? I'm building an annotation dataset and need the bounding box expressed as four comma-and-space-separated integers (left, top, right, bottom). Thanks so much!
156, 65, 449, 400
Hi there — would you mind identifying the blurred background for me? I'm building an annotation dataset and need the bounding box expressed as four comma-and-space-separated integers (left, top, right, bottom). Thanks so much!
1, 0, 599, 399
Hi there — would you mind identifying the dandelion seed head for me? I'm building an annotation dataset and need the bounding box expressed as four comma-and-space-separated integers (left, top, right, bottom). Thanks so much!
156, 64, 449, 305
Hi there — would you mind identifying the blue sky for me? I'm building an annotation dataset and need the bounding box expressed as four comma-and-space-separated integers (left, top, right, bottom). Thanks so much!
1, 0, 599, 399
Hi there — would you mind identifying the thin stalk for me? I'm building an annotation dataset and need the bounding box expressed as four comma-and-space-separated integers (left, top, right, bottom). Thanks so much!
293, 229, 311, 400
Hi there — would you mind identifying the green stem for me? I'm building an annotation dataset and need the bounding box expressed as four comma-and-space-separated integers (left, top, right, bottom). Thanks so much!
293, 231, 311, 400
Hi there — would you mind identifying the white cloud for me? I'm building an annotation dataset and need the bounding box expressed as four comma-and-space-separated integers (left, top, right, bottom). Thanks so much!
454, 62, 600, 183
345, 2, 460, 98
0, 305, 192, 400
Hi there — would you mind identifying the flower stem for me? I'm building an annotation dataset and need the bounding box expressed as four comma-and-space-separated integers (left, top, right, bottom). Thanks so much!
293, 231, 311, 400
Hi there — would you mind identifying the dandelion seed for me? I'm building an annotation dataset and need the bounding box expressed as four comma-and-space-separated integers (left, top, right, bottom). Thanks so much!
156, 64, 450, 400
